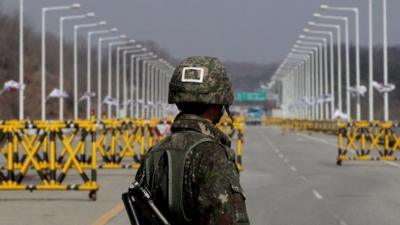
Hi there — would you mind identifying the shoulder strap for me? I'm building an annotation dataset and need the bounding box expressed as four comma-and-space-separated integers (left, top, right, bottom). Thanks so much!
167, 138, 218, 223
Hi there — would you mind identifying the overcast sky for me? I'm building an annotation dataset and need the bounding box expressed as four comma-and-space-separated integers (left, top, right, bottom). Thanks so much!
1, 0, 400, 64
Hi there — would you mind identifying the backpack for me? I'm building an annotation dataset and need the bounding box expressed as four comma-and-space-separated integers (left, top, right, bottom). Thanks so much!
143, 131, 230, 224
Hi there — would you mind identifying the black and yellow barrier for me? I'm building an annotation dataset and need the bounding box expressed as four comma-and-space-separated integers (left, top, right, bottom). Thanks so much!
0, 120, 99, 200
264, 117, 337, 134
218, 116, 245, 171
96, 119, 142, 169
337, 121, 400, 165
0, 116, 246, 199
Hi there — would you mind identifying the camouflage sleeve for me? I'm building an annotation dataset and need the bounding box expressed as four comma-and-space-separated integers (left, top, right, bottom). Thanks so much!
193, 142, 250, 225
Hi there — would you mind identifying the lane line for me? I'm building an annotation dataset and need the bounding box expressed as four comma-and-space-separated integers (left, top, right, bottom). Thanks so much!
278, 153, 284, 159
383, 161, 400, 168
300, 175, 307, 181
297, 133, 336, 147
312, 190, 324, 200
91, 202, 125, 225
284, 158, 289, 163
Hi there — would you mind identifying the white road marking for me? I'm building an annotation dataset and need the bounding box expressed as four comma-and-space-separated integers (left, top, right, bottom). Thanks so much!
297, 133, 336, 147
290, 166, 298, 172
334, 216, 349, 225
383, 161, 400, 168
300, 175, 307, 181
312, 190, 324, 200
284, 158, 289, 163
279, 153, 284, 158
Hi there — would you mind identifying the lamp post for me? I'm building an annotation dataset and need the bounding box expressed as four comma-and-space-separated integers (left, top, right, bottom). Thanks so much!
41, 3, 80, 120
107, 40, 136, 118
122, 48, 147, 117
314, 13, 351, 119
308, 22, 342, 115
383, 0, 389, 121
302, 32, 331, 120
19, 0, 24, 120
97, 34, 126, 120
73, 21, 106, 120
320, 5, 361, 121
297, 38, 324, 120
287, 55, 310, 119
133, 53, 155, 118
115, 45, 143, 118
138, 54, 157, 118
368, 0, 374, 121
59, 13, 95, 120
87, 29, 117, 119
292, 47, 318, 120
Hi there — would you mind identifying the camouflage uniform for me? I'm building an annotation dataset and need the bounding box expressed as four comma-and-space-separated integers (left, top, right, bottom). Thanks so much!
135, 57, 250, 225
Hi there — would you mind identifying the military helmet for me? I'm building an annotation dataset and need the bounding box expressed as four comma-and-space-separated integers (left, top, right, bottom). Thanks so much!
168, 56, 234, 105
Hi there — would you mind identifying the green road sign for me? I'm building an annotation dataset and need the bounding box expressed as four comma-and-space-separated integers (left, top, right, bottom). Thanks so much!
235, 91, 268, 102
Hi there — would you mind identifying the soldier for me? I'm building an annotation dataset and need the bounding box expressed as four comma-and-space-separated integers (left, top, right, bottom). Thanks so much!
134, 56, 250, 225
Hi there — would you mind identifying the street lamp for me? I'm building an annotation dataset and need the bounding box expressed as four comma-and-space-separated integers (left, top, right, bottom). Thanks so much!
97, 34, 127, 119
19, 0, 24, 119
59, 12, 95, 120
122, 48, 147, 117
115, 45, 143, 117
286, 55, 309, 119
87, 28, 117, 119
136, 54, 158, 118
41, 3, 81, 120
292, 47, 318, 120
303, 29, 334, 119
320, 5, 361, 121
288, 52, 313, 120
106, 40, 136, 118
73, 21, 106, 120
297, 37, 325, 120
313, 13, 351, 120
308, 22, 343, 115
382, 0, 389, 121
132, 53, 156, 118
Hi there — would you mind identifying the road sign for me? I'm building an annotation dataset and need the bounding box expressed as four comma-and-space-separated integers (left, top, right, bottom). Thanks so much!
235, 91, 268, 102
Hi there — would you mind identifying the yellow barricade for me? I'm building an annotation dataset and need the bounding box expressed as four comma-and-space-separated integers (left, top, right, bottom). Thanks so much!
218, 116, 246, 171
337, 121, 400, 165
96, 118, 143, 169
264, 117, 337, 134
0, 120, 98, 200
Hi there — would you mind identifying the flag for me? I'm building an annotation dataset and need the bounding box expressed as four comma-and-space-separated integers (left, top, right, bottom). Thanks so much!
260, 83, 268, 90
322, 94, 333, 103
103, 96, 118, 106
348, 85, 367, 97
334, 110, 348, 121
79, 92, 96, 102
372, 81, 396, 93
0, 80, 25, 95
47, 89, 68, 100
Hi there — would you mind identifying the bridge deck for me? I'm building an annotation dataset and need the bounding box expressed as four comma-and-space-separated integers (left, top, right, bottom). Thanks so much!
2, 126, 400, 225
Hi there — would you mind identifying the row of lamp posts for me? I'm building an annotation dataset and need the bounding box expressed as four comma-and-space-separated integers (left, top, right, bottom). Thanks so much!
270, 0, 392, 122
17, 1, 175, 121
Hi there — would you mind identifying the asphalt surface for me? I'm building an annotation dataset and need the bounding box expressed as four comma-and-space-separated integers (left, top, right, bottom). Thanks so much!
2, 126, 400, 225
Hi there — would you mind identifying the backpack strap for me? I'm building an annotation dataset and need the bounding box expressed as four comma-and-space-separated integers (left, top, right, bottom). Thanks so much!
167, 138, 219, 224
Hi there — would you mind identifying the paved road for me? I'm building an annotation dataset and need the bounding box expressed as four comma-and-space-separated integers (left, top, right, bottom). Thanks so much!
2, 126, 400, 225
